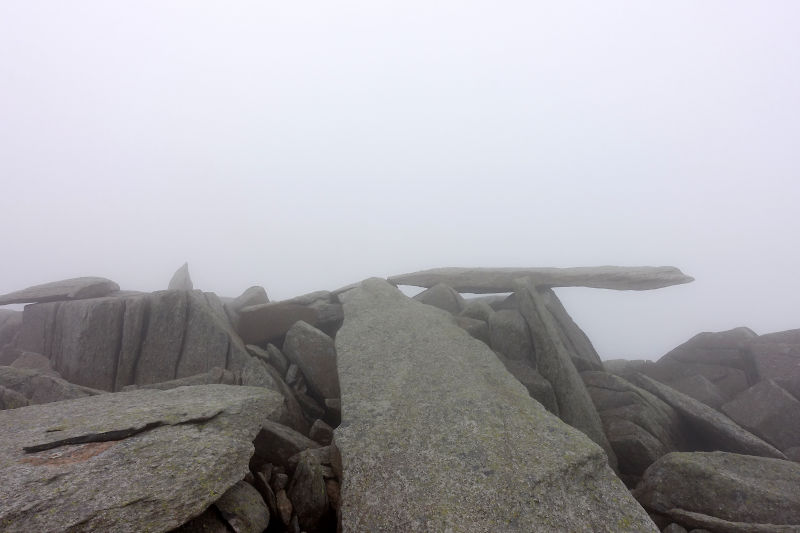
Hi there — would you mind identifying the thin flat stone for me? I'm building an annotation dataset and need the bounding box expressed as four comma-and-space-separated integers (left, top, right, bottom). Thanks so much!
0, 277, 120, 305
388, 266, 694, 293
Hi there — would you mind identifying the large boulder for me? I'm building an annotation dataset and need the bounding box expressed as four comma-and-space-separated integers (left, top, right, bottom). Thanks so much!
665, 374, 727, 410
634, 451, 800, 532
412, 283, 465, 314
516, 282, 618, 469
0, 277, 120, 305
282, 321, 340, 401
236, 302, 318, 345
747, 330, 800, 399
582, 371, 686, 481
213, 480, 270, 533
721, 379, 800, 452
488, 309, 534, 361
494, 352, 558, 415
0, 385, 282, 533
631, 374, 786, 459
0, 366, 101, 406
388, 265, 694, 293
648, 328, 758, 401
334, 278, 656, 532
15, 290, 250, 391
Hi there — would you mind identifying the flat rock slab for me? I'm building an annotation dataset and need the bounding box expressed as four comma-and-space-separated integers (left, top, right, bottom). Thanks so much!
334, 278, 657, 533
634, 451, 800, 532
388, 266, 694, 293
0, 277, 120, 305
632, 374, 786, 459
0, 384, 282, 533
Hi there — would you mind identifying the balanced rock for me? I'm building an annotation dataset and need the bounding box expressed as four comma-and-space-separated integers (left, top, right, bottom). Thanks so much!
388, 265, 694, 293
0, 385, 282, 533
0, 277, 120, 305
634, 451, 800, 532
334, 278, 656, 532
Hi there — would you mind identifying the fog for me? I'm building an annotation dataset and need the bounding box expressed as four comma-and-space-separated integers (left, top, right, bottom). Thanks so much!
1, 2, 798, 360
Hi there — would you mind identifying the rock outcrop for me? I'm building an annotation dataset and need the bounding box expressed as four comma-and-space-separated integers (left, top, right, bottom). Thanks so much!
0, 385, 281, 533
0, 366, 102, 406
167, 263, 193, 291
721, 379, 800, 452
389, 265, 694, 292
334, 278, 655, 532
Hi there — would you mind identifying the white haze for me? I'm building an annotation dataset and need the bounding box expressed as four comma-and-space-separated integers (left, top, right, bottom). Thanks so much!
1, 2, 798, 360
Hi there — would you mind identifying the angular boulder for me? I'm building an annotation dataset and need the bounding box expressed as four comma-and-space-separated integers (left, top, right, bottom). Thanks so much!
412, 283, 465, 314
167, 263, 193, 291
282, 321, 340, 401
0, 385, 282, 533
0, 366, 101, 406
747, 333, 800, 399
214, 480, 270, 533
0, 277, 120, 305
666, 374, 727, 410
388, 265, 694, 292
488, 309, 533, 361
632, 374, 785, 459
721, 379, 800, 452
541, 288, 604, 372
334, 278, 656, 532
634, 451, 800, 532
236, 302, 318, 345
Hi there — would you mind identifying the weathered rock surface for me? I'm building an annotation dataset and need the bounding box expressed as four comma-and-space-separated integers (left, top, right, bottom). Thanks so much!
9, 351, 60, 377
666, 374, 727, 410
334, 278, 656, 532
494, 352, 559, 415
634, 451, 800, 532
389, 265, 694, 292
541, 288, 604, 371
283, 321, 340, 401
251, 419, 319, 469
0, 309, 21, 348
488, 309, 533, 361
0, 385, 29, 409
0, 277, 120, 305
454, 316, 490, 344
0, 385, 282, 533
168, 263, 194, 291
213, 480, 270, 533
236, 302, 318, 345
516, 282, 618, 469
721, 379, 800, 452
748, 332, 800, 398
582, 371, 686, 480
412, 283, 465, 314
16, 290, 250, 391
239, 356, 309, 434
632, 374, 786, 459
288, 450, 330, 531
124, 367, 237, 391
0, 366, 102, 406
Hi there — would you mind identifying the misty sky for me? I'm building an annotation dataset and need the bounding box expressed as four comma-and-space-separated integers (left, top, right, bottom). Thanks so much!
1, 2, 798, 360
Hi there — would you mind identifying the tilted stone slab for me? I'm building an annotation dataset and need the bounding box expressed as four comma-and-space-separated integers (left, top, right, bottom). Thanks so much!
632, 374, 786, 459
0, 277, 120, 305
0, 385, 282, 533
388, 265, 694, 293
516, 282, 618, 469
721, 380, 800, 452
334, 278, 656, 533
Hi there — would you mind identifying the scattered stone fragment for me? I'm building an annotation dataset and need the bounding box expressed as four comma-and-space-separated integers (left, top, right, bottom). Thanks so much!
252, 419, 319, 470
275, 490, 293, 525
213, 480, 270, 533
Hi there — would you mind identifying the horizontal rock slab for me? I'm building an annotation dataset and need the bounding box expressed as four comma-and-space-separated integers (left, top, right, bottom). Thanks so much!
388, 266, 694, 293
0, 277, 120, 305
334, 278, 657, 532
634, 451, 800, 532
236, 302, 318, 345
632, 374, 786, 459
0, 384, 282, 533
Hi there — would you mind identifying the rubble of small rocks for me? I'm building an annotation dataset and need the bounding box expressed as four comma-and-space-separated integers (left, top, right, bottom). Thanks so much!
0, 264, 798, 532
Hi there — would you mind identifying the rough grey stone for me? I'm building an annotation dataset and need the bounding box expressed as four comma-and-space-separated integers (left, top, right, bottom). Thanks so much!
334, 278, 656, 532
239, 355, 309, 434
412, 283, 465, 314
0, 385, 29, 410
488, 309, 534, 361
459, 299, 495, 322
172, 508, 230, 532
309, 419, 334, 445
388, 265, 694, 293
747, 336, 800, 399
251, 419, 319, 470
0, 277, 120, 305
288, 450, 330, 532
0, 385, 282, 533
667, 374, 727, 410
283, 321, 340, 401
632, 374, 786, 459
168, 263, 193, 290
494, 352, 558, 415
0, 366, 102, 406
9, 351, 59, 377
663, 524, 688, 533
123, 367, 237, 391
516, 282, 618, 470
634, 451, 800, 532
0, 310, 21, 349
236, 302, 318, 345
721, 379, 800, 452
308, 301, 345, 338
454, 316, 490, 344
229, 286, 270, 314
214, 480, 270, 533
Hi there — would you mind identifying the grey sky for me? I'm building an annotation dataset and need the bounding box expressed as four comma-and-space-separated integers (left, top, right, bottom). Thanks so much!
1, 2, 798, 359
